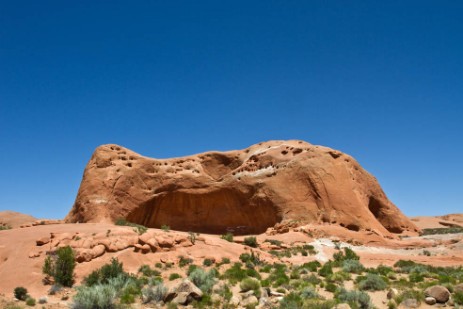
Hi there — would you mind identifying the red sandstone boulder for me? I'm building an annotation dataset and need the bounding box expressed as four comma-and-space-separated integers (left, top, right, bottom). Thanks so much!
65, 140, 419, 236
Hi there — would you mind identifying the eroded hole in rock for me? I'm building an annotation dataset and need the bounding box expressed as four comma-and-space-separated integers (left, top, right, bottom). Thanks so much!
126, 189, 282, 235
369, 196, 403, 233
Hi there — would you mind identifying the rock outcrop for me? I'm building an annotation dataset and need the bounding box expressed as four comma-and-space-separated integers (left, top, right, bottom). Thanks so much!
65, 140, 418, 236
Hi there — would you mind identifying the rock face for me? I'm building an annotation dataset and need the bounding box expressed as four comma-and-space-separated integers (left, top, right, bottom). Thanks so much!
65, 140, 418, 235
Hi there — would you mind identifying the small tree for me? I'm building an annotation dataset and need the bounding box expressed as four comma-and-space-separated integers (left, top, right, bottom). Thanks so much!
42, 246, 75, 287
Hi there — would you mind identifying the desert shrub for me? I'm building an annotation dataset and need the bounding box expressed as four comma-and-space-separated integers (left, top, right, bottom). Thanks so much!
203, 258, 214, 267
188, 231, 197, 244
268, 263, 290, 287
155, 262, 163, 268
421, 227, 463, 235
328, 271, 351, 283
14, 287, 28, 301
215, 283, 232, 302
161, 224, 170, 232
218, 257, 230, 266
343, 259, 365, 274
304, 274, 322, 285
358, 273, 388, 291
300, 286, 319, 299
72, 284, 118, 309
220, 232, 234, 242
325, 282, 338, 293
43, 246, 75, 287
394, 289, 424, 306
188, 268, 216, 293
336, 288, 373, 309
243, 236, 258, 248
454, 291, 463, 305
246, 267, 261, 280
302, 260, 321, 272
138, 264, 160, 277
279, 292, 303, 309
179, 256, 193, 267
303, 299, 337, 309
114, 218, 147, 234
393, 260, 418, 273
191, 293, 214, 308
260, 264, 272, 273
169, 273, 181, 281
222, 263, 248, 285
333, 247, 360, 266
371, 264, 394, 276
239, 250, 262, 266
142, 283, 167, 304
265, 239, 282, 246
84, 258, 127, 286
318, 262, 333, 277
240, 277, 261, 296
0, 224, 12, 230
25, 298, 36, 306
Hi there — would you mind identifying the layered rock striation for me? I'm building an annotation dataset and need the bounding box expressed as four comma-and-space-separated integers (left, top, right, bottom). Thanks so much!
66, 140, 418, 235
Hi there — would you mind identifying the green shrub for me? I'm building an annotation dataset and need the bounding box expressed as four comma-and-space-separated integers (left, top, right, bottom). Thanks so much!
0, 224, 12, 230
155, 262, 163, 269
188, 268, 217, 293
302, 299, 337, 309
142, 283, 167, 304
336, 288, 372, 309
25, 297, 36, 306
300, 286, 319, 299
325, 282, 337, 293
42, 246, 76, 287
188, 231, 197, 244
222, 263, 248, 285
179, 256, 193, 267
393, 289, 424, 306
14, 287, 28, 301
240, 277, 261, 296
268, 263, 290, 287
279, 292, 303, 309
304, 274, 321, 285
161, 224, 170, 232
138, 264, 160, 277
84, 258, 127, 286
217, 257, 230, 266
243, 236, 258, 248
454, 291, 463, 305
72, 284, 118, 309
318, 262, 333, 277
114, 218, 147, 234
265, 239, 283, 246
343, 259, 365, 274
358, 273, 388, 291
302, 261, 321, 272
203, 258, 214, 267
169, 273, 181, 281
221, 233, 234, 242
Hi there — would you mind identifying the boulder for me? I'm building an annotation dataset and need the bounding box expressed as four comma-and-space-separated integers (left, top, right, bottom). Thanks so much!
425, 285, 450, 303
387, 288, 398, 299
424, 297, 436, 305
36, 237, 50, 246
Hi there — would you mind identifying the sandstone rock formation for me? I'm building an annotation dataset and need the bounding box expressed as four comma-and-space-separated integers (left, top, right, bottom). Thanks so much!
65, 140, 418, 236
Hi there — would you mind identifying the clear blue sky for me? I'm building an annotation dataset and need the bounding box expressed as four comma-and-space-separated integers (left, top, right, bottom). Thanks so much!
1, 1, 462, 219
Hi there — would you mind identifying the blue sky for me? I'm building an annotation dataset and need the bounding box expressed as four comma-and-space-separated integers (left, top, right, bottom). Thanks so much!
1, 1, 462, 219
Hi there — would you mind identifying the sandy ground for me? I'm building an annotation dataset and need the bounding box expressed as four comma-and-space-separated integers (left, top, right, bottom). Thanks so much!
0, 215, 462, 308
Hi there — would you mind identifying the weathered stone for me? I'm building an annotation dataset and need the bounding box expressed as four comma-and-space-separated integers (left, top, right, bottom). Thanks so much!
424, 297, 436, 305
425, 285, 450, 303
387, 288, 398, 299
